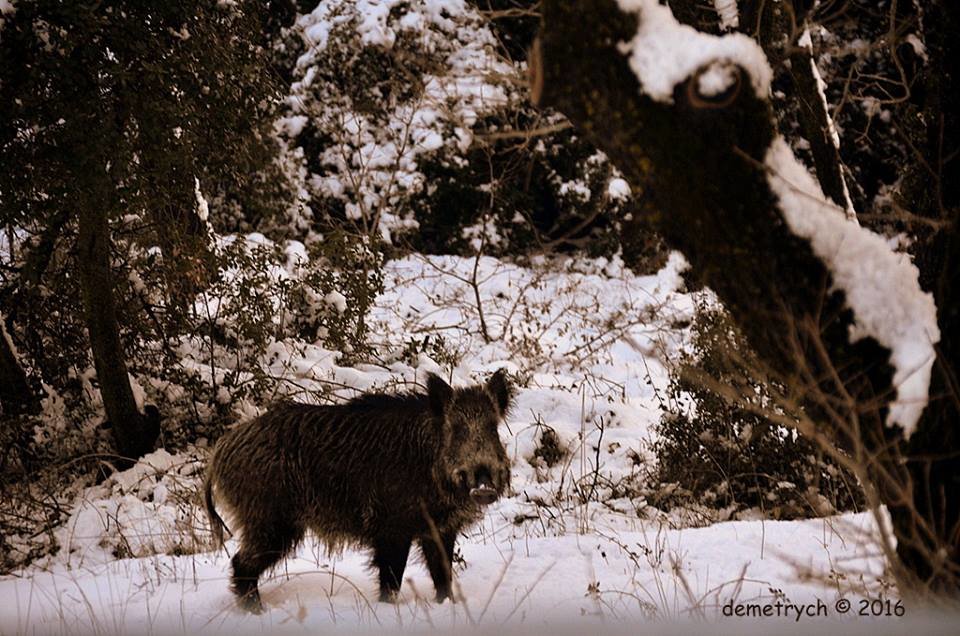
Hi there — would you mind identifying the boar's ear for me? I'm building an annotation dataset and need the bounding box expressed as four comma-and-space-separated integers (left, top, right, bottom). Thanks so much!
426, 372, 453, 417
486, 368, 513, 418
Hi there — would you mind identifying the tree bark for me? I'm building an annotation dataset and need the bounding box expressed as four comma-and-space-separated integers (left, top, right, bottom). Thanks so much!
893, 0, 960, 590
729, 0, 853, 213
532, 0, 958, 593
76, 204, 159, 463
785, 47, 852, 213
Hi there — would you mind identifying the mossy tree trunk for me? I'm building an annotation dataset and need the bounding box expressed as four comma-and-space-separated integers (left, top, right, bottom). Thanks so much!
531, 0, 959, 593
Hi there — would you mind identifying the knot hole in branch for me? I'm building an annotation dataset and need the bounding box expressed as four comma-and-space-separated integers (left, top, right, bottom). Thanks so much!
686, 62, 743, 110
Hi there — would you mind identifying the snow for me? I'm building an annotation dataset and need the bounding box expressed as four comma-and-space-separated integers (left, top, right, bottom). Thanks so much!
289, 0, 515, 240
696, 62, 739, 96
0, 506, 891, 632
323, 290, 348, 313
277, 114, 308, 138
904, 34, 928, 63
330, 0, 467, 48
607, 177, 631, 202
354, 0, 398, 48
764, 137, 940, 436
615, 0, 937, 436
53, 450, 207, 566
460, 217, 504, 252
616, 0, 772, 103
559, 179, 591, 202
798, 28, 856, 219
2, 250, 908, 632
194, 178, 210, 222
713, 0, 740, 31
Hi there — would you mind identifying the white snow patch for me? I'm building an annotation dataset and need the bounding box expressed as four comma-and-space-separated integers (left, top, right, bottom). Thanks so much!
696, 61, 738, 96
765, 137, 939, 436
558, 179, 591, 201
607, 177, 631, 201
3, 511, 891, 632
193, 177, 209, 222
53, 450, 207, 566
323, 290, 348, 313
355, 0, 398, 48
278, 114, 309, 138
713, 0, 740, 31
127, 373, 146, 410
616, 0, 771, 102
291, 0, 512, 240
905, 33, 928, 63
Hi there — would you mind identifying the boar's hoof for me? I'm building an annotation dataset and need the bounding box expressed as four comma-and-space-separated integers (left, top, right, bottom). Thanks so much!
470, 485, 498, 506
435, 590, 456, 604
238, 591, 264, 614
379, 589, 400, 604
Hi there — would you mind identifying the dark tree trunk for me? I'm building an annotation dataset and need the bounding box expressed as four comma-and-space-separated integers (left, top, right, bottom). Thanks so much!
0, 313, 38, 416
893, 0, 960, 591
76, 204, 159, 463
532, 0, 959, 593
784, 47, 851, 212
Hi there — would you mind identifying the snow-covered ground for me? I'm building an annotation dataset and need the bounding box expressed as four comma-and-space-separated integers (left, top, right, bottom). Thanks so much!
0, 512, 887, 633
1, 252, 902, 634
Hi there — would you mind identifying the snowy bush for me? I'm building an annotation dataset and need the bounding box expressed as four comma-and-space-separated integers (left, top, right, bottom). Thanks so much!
289, 231, 386, 358
52, 450, 210, 565
651, 304, 863, 522
2, 226, 384, 487
127, 232, 384, 423
281, 0, 644, 261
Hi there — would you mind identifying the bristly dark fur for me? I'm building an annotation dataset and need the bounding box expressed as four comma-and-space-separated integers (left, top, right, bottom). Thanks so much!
205, 369, 513, 613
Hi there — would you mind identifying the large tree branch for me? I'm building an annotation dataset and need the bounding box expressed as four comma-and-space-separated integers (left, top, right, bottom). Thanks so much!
533, 0, 955, 592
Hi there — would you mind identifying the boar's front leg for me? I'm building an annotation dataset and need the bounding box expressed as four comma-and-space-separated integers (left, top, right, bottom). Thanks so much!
372, 535, 412, 602
419, 530, 456, 603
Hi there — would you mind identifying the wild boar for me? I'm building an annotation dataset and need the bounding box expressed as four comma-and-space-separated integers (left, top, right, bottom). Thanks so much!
204, 369, 513, 613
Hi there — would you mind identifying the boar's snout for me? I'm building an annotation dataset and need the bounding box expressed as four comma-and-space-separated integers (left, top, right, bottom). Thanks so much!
453, 464, 504, 505
470, 486, 499, 506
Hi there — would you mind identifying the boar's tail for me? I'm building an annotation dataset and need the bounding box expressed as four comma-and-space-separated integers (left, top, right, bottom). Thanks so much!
204, 472, 228, 549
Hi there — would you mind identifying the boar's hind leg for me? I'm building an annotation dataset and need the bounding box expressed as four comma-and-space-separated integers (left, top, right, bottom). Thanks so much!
419, 530, 456, 603
372, 535, 412, 603
231, 522, 303, 614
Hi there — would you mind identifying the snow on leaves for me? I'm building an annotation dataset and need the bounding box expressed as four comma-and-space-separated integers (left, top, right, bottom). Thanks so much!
285, 0, 515, 241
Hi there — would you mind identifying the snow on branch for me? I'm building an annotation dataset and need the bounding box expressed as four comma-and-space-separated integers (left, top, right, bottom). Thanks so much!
611, 0, 939, 436
713, 0, 740, 31
764, 138, 939, 436
615, 0, 771, 102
